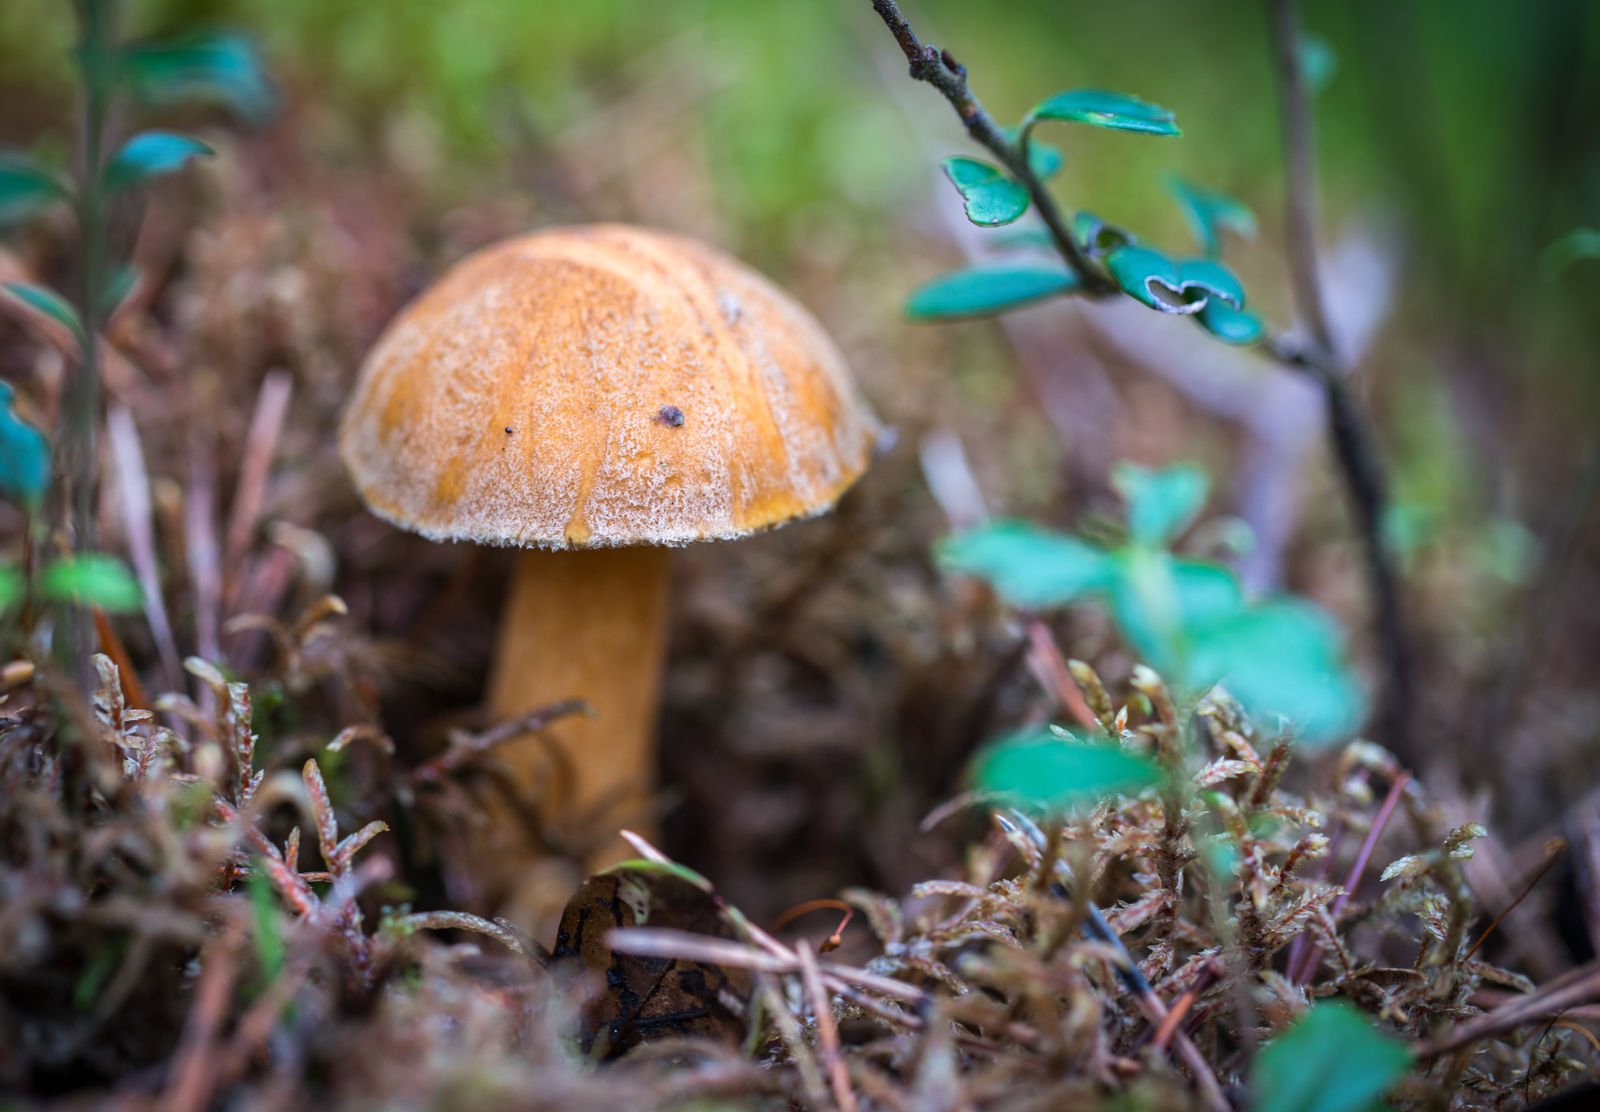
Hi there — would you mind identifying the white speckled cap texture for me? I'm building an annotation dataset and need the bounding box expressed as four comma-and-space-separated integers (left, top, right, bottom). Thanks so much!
338, 224, 880, 549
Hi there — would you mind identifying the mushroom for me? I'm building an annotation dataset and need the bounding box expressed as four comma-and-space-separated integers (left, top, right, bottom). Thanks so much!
339, 224, 879, 869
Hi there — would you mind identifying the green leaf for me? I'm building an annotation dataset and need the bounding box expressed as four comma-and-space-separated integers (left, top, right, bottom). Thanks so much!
1177, 259, 1245, 310
1109, 551, 1243, 674
1075, 211, 1136, 257
906, 266, 1080, 321
1167, 175, 1257, 257
1107, 246, 1204, 314
2, 281, 87, 347
937, 520, 1112, 608
248, 871, 286, 981
1300, 32, 1340, 96
119, 32, 275, 121
1196, 298, 1265, 345
1111, 461, 1210, 546
104, 131, 214, 194
0, 154, 68, 228
99, 266, 140, 319
41, 555, 142, 613
1542, 228, 1600, 279
0, 381, 49, 508
1026, 88, 1181, 137
975, 727, 1163, 812
1187, 599, 1363, 745
942, 157, 1030, 227
1251, 1001, 1410, 1112
601, 858, 714, 894
1029, 141, 1063, 180
0, 564, 22, 611
1107, 248, 1245, 314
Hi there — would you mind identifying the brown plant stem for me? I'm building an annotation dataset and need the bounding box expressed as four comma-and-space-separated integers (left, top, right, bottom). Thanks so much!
798, 939, 859, 1112
1266, 0, 1413, 763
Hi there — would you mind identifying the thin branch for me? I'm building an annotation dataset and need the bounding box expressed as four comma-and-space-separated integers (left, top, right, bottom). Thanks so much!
868, 0, 1112, 295
1417, 958, 1600, 1059
1265, 0, 1413, 762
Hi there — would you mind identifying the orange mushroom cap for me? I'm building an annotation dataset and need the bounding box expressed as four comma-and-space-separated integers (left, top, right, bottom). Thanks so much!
339, 224, 880, 548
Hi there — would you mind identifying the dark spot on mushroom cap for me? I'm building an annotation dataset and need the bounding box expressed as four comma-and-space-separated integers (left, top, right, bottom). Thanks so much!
505, 427, 514, 434
655, 405, 685, 428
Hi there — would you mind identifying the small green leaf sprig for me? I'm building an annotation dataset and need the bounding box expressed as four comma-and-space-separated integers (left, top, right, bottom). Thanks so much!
0, 1, 271, 571
940, 461, 1364, 745
872, 0, 1266, 344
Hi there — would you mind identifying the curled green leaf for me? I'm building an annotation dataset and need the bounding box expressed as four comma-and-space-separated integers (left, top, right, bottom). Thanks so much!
1176, 259, 1245, 311
0, 381, 49, 509
120, 32, 275, 121
41, 554, 143, 613
906, 266, 1080, 320
1074, 211, 1136, 257
1166, 175, 1257, 257
104, 131, 214, 194
1107, 246, 1204, 314
2, 281, 87, 348
1025, 88, 1180, 137
1106, 248, 1246, 314
0, 154, 69, 228
1196, 298, 1264, 345
942, 157, 1030, 227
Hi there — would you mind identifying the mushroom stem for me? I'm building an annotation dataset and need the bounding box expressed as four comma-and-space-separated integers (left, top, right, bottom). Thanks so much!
487, 546, 671, 870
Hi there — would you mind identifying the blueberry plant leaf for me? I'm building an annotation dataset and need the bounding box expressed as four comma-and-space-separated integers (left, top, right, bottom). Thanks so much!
0, 154, 68, 228
974, 726, 1163, 812
1197, 298, 1265, 345
942, 157, 1031, 227
1028, 141, 1064, 180
1075, 211, 1136, 258
1, 282, 86, 348
1025, 89, 1181, 137
1108, 551, 1243, 675
41, 555, 143, 612
906, 266, 1080, 320
0, 381, 49, 509
119, 32, 275, 121
1107, 245, 1206, 314
1167, 175, 1257, 257
937, 520, 1112, 608
1187, 599, 1363, 745
1112, 461, 1211, 546
1177, 259, 1246, 310
104, 131, 214, 194
1251, 1001, 1410, 1112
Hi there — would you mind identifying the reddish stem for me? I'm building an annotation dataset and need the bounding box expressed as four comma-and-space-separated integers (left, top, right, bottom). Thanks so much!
1291, 771, 1411, 985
